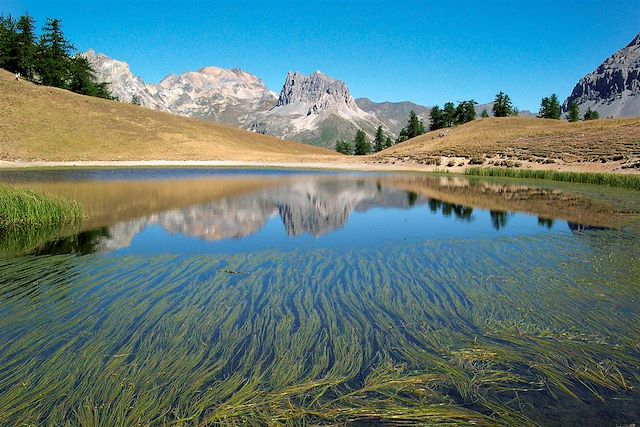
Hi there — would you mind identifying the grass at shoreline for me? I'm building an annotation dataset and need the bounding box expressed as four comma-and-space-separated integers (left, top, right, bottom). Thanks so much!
465, 167, 640, 191
0, 185, 83, 229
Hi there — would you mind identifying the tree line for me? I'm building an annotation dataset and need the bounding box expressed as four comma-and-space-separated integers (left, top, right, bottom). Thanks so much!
335, 91, 520, 154
335, 111, 427, 155
0, 14, 112, 99
335, 88, 602, 154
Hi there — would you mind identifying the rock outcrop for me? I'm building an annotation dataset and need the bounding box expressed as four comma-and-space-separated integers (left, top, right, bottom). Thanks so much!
563, 33, 640, 118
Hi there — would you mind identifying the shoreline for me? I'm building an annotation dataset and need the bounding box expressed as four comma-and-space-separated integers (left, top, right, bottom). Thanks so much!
1, 159, 639, 175
0, 159, 440, 173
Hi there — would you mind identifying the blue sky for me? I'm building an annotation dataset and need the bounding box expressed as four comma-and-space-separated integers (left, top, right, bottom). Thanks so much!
3, 0, 639, 111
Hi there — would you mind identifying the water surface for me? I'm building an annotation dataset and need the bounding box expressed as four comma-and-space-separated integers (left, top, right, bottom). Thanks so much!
1, 168, 639, 426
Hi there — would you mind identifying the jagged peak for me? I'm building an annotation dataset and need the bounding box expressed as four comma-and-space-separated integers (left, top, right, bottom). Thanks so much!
275, 70, 357, 111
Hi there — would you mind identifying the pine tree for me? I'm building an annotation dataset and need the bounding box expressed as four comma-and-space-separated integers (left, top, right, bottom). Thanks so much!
335, 139, 353, 155
429, 105, 446, 131
538, 94, 561, 119
443, 102, 456, 127
454, 100, 477, 124
407, 111, 425, 138
37, 18, 74, 87
568, 102, 580, 122
15, 15, 36, 79
481, 109, 489, 118
353, 129, 371, 155
67, 55, 112, 98
384, 136, 393, 149
373, 125, 385, 152
583, 108, 599, 120
0, 15, 17, 72
397, 111, 425, 142
492, 92, 514, 117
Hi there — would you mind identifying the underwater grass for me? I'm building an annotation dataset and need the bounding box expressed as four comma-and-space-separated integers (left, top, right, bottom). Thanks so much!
0, 185, 83, 229
465, 167, 640, 191
0, 231, 638, 426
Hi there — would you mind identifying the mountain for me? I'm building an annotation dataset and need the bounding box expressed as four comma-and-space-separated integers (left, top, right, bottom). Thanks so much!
355, 98, 431, 136
563, 33, 640, 118
84, 50, 277, 126
246, 71, 388, 147
85, 51, 536, 147
84, 50, 161, 109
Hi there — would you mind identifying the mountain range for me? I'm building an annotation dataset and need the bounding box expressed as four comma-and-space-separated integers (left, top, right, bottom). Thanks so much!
86, 34, 640, 147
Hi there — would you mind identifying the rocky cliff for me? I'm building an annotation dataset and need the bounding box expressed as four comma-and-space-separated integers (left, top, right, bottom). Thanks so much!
563, 33, 640, 118
247, 71, 389, 147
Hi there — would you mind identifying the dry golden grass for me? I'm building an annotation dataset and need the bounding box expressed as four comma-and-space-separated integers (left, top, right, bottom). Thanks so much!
370, 116, 640, 173
0, 69, 339, 162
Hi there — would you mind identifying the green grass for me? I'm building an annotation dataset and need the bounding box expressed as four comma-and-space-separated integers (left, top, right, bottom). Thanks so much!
0, 231, 639, 426
0, 185, 83, 229
465, 167, 640, 190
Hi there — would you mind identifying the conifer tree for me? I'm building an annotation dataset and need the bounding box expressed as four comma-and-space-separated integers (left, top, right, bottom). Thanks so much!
397, 111, 425, 142
583, 107, 599, 120
568, 102, 580, 122
37, 18, 74, 87
454, 100, 477, 124
443, 102, 456, 127
67, 55, 112, 98
481, 109, 489, 118
492, 92, 514, 117
335, 139, 353, 155
15, 15, 36, 79
0, 15, 17, 71
538, 94, 561, 119
429, 105, 446, 131
353, 129, 371, 155
384, 136, 393, 149
373, 125, 385, 152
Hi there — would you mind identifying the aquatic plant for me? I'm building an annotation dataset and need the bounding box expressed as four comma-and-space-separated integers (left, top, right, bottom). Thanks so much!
0, 230, 638, 426
0, 185, 83, 229
465, 167, 640, 191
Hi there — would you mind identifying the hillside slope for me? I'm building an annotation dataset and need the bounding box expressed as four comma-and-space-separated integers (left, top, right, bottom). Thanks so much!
370, 117, 640, 172
0, 69, 337, 162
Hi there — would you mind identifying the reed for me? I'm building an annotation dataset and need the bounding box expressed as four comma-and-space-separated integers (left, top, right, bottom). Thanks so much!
465, 167, 640, 190
0, 185, 83, 229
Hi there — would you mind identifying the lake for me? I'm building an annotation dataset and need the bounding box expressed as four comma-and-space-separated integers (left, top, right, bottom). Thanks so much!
1, 168, 639, 426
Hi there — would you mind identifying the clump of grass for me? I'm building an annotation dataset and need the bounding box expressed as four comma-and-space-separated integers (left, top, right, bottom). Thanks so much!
0, 185, 83, 229
465, 167, 640, 191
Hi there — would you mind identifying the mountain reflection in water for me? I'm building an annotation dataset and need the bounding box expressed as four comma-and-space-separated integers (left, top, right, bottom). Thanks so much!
10, 173, 627, 256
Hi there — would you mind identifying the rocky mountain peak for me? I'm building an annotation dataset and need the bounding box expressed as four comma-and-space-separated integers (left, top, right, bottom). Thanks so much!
275, 70, 360, 114
563, 33, 640, 118
85, 50, 276, 123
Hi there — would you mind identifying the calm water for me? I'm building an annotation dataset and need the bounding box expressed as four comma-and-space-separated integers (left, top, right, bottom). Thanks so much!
1, 168, 639, 426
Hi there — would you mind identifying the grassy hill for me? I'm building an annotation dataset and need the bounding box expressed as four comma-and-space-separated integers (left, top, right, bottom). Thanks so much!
0, 69, 338, 162
370, 116, 640, 172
